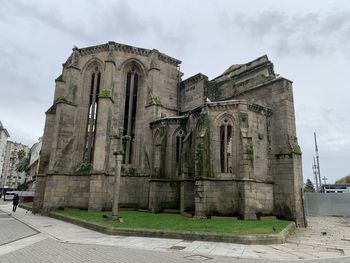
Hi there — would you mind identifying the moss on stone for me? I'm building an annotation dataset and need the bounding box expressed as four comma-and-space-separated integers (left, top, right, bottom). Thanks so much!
99, 89, 112, 98
121, 165, 137, 176
55, 96, 68, 103
195, 113, 212, 177
291, 144, 302, 155
150, 96, 162, 106
205, 79, 230, 100
74, 163, 92, 175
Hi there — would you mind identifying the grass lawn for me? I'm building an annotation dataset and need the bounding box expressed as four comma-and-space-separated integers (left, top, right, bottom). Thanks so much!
19, 202, 33, 210
52, 209, 291, 235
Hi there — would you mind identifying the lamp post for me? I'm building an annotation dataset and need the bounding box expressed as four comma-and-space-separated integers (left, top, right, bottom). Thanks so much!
110, 127, 130, 222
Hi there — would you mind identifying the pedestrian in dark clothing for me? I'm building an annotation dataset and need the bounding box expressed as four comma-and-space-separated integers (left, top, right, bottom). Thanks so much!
13, 194, 19, 212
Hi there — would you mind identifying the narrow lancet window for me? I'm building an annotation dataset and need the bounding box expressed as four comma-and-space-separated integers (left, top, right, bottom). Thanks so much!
220, 119, 232, 173
123, 71, 139, 164
85, 69, 101, 163
175, 130, 184, 176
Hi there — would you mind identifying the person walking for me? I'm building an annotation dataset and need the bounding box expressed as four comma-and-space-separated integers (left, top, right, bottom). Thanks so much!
12, 193, 19, 212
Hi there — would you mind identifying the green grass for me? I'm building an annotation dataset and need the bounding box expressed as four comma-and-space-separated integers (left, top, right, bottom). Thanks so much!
19, 202, 33, 210
53, 210, 290, 235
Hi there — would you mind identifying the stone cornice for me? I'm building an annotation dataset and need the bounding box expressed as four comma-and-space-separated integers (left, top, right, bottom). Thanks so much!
205, 100, 272, 116
179, 73, 207, 89
149, 116, 187, 129
197, 176, 274, 184
64, 42, 181, 67
213, 55, 271, 81
149, 178, 181, 182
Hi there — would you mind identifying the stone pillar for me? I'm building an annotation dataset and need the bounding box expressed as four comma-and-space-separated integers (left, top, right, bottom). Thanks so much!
92, 97, 113, 172
194, 180, 206, 218
92, 51, 115, 172
112, 154, 123, 216
271, 80, 306, 227
48, 102, 77, 174
239, 181, 257, 220
32, 174, 47, 214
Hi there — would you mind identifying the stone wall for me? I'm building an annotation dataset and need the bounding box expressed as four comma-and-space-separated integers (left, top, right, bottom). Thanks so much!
194, 179, 273, 218
41, 174, 90, 214
195, 179, 239, 217
39, 174, 149, 213
149, 179, 180, 211
180, 179, 195, 213
180, 74, 206, 112
105, 175, 149, 209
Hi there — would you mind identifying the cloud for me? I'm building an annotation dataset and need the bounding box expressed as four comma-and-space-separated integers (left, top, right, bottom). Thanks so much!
2, 1, 93, 42
2, 0, 190, 54
231, 10, 350, 57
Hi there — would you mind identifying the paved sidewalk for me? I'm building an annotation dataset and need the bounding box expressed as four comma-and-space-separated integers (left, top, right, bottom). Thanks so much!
1, 202, 350, 261
0, 210, 38, 246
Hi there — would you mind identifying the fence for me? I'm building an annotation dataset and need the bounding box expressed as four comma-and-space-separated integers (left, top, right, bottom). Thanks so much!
304, 192, 350, 216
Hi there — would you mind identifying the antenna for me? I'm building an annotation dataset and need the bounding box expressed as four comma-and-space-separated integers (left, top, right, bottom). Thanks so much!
312, 156, 319, 191
314, 132, 322, 192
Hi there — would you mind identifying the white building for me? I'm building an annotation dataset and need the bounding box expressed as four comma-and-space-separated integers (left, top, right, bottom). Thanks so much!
323, 184, 350, 193
26, 137, 42, 191
1, 141, 29, 190
0, 121, 10, 192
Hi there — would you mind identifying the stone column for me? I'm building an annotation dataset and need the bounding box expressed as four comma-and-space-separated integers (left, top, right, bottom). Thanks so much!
112, 154, 123, 216
110, 127, 125, 222
92, 51, 115, 172
92, 96, 113, 171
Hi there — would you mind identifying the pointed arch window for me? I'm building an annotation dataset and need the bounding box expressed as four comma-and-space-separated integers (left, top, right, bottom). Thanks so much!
153, 130, 161, 172
85, 69, 101, 163
123, 68, 139, 164
175, 129, 185, 176
220, 119, 232, 173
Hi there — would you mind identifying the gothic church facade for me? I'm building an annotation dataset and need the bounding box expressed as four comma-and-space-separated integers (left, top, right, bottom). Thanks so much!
33, 42, 305, 227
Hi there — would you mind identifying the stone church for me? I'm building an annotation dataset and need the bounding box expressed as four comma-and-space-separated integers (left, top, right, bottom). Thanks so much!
33, 41, 305, 227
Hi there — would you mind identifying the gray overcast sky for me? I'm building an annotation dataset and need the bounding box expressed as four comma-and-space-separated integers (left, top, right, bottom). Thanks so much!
0, 0, 349, 184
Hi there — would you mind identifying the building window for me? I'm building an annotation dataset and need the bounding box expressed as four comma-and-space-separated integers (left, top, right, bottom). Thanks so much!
123, 71, 139, 164
84, 69, 101, 163
220, 119, 232, 173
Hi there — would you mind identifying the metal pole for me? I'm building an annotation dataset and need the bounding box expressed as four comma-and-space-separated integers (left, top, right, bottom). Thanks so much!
313, 157, 319, 191
314, 132, 322, 190
322, 176, 328, 185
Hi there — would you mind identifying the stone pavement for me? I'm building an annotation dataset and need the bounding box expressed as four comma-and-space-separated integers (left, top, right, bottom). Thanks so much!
0, 201, 350, 262
0, 210, 38, 246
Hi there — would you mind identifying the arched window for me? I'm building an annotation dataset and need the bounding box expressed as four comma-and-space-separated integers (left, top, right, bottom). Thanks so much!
123, 67, 139, 164
153, 130, 161, 172
175, 130, 185, 165
84, 68, 101, 163
175, 130, 185, 176
220, 119, 232, 173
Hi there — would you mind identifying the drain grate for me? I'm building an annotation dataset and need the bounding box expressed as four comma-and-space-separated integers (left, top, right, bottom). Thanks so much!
184, 255, 212, 262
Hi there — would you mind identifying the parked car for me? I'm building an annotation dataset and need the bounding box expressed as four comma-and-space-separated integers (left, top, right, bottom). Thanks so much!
4, 191, 15, 201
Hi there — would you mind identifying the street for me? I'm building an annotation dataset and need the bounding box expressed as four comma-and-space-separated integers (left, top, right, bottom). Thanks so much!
1, 200, 350, 262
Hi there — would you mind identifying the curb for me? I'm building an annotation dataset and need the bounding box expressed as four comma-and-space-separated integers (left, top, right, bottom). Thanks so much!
49, 212, 296, 245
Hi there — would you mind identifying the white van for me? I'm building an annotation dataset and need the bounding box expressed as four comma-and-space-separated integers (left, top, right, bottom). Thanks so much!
4, 191, 15, 201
